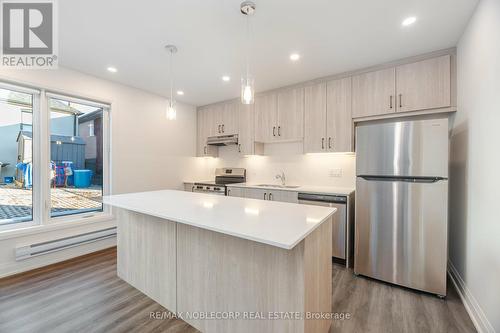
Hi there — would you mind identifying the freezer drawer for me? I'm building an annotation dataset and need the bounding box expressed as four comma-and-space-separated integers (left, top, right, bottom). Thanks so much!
354, 177, 448, 296
356, 118, 449, 178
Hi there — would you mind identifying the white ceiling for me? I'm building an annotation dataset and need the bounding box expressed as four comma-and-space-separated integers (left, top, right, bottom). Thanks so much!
59, 0, 478, 106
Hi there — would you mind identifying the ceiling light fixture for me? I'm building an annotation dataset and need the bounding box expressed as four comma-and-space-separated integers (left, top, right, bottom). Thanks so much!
290, 53, 300, 61
177, 90, 184, 96
107, 66, 117, 73
402, 16, 417, 27
222, 75, 231, 82
165, 45, 178, 120
240, 1, 256, 105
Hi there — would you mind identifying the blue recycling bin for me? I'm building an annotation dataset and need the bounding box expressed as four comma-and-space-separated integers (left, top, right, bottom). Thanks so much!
73, 170, 93, 188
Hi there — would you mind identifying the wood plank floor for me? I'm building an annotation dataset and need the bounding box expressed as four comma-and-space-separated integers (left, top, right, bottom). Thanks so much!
0, 247, 476, 333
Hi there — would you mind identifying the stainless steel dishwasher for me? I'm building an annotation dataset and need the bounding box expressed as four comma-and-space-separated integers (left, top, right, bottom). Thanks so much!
298, 193, 352, 267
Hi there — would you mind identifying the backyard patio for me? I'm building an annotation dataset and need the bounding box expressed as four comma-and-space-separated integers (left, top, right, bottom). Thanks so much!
0, 183, 102, 224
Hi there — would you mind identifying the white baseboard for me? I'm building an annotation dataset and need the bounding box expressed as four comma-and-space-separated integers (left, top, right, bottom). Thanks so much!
448, 260, 496, 333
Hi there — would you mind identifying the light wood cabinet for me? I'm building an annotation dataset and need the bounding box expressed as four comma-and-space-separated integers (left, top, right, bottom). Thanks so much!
352, 67, 396, 118
396, 55, 451, 113
226, 187, 244, 197
196, 108, 218, 157
304, 78, 352, 153
231, 187, 298, 203
277, 87, 304, 141
221, 101, 239, 135
304, 83, 327, 153
326, 77, 352, 152
352, 55, 453, 119
255, 87, 304, 143
254, 92, 278, 142
237, 103, 264, 155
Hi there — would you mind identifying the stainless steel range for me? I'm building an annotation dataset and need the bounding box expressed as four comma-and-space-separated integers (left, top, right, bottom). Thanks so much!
193, 168, 246, 196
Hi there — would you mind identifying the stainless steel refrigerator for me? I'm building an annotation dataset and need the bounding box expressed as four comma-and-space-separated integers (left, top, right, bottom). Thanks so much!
354, 117, 449, 296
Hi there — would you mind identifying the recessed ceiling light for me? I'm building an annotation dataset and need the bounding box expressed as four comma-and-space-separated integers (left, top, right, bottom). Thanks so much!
107, 66, 117, 73
402, 16, 417, 27
222, 75, 231, 82
176, 90, 184, 96
290, 53, 300, 61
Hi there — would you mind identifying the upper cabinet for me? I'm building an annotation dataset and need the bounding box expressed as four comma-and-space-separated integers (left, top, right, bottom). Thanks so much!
304, 82, 327, 153
238, 103, 264, 155
304, 78, 352, 153
202, 102, 238, 136
326, 77, 352, 152
255, 87, 304, 143
352, 67, 396, 118
254, 92, 278, 142
196, 108, 218, 157
352, 54, 453, 118
221, 101, 239, 135
277, 87, 304, 141
395, 55, 451, 113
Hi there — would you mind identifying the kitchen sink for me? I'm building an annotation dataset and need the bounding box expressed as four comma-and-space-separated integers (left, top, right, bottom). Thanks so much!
256, 184, 301, 189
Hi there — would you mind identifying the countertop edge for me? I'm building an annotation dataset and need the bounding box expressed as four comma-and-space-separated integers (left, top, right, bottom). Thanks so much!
104, 199, 336, 250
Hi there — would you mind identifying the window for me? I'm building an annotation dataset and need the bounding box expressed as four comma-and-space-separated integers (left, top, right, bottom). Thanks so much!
0, 81, 110, 231
49, 97, 106, 218
0, 86, 36, 226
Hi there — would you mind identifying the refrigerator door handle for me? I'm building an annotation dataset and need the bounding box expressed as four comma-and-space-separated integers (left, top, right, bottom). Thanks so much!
358, 176, 447, 183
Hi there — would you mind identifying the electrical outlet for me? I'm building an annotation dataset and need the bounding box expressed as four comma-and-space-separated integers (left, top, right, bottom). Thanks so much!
329, 168, 342, 178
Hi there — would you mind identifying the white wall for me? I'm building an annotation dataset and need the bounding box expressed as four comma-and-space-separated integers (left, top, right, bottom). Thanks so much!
200, 142, 356, 188
450, 0, 500, 331
0, 66, 207, 277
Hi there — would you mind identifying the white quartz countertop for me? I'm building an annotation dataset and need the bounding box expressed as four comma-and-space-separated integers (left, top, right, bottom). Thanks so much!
103, 190, 336, 250
226, 183, 355, 196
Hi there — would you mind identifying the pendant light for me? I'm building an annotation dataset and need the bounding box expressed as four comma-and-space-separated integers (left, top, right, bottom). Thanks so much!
165, 44, 178, 120
240, 1, 256, 105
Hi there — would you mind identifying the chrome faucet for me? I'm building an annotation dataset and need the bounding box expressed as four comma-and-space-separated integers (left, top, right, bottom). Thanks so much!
275, 171, 286, 186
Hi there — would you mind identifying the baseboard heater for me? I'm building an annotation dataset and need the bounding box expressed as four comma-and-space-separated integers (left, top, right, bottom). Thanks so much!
15, 227, 117, 261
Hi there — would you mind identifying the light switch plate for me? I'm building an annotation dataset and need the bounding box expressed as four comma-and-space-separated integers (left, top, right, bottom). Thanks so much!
329, 168, 342, 177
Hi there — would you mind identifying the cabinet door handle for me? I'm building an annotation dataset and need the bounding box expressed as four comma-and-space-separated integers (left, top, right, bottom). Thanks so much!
204, 146, 207, 154
322, 138, 325, 149
264, 192, 267, 200
273, 126, 276, 137
227, 189, 231, 195
390, 95, 393, 109
218, 124, 221, 133
238, 144, 241, 153
269, 193, 273, 201
328, 137, 332, 149
399, 94, 402, 108
278, 126, 281, 136
222, 124, 224, 133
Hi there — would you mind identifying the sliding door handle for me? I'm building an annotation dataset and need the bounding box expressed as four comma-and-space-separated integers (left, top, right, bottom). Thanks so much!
399, 94, 402, 108
328, 137, 332, 149
264, 192, 267, 200
204, 146, 207, 155
321, 138, 325, 149
238, 144, 241, 153
390, 95, 393, 109
269, 193, 273, 201
218, 125, 221, 133
273, 126, 276, 137
222, 124, 225, 133
278, 126, 281, 136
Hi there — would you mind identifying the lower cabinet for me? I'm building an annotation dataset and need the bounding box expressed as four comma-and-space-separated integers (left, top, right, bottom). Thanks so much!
229, 187, 298, 203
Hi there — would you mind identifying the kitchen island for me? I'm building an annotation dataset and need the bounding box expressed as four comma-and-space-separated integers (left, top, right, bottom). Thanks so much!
103, 190, 336, 333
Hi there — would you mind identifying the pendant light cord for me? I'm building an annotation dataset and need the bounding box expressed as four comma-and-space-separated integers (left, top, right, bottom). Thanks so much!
169, 50, 174, 108
245, 14, 250, 79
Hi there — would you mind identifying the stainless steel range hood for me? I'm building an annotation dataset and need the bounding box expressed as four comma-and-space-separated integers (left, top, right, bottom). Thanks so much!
207, 134, 238, 146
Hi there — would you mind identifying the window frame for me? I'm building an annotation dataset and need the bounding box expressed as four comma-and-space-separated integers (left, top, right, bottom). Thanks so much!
0, 81, 113, 233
